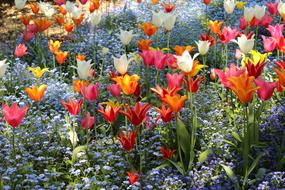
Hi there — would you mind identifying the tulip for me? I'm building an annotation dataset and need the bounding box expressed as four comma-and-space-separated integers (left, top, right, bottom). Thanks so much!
28, 67, 49, 78
0, 59, 8, 78
76, 54, 86, 61
80, 83, 99, 102
162, 2, 176, 13
22, 31, 34, 42
34, 18, 52, 32
278, 1, 285, 15
19, 15, 32, 26
137, 39, 152, 51
73, 80, 90, 93
58, 5, 67, 15
173, 45, 195, 55
64, 23, 74, 33
15, 44, 28, 58
81, 112, 95, 129
187, 60, 206, 77
267, 2, 279, 16
15, 0, 27, 9
112, 74, 140, 95
236, 1, 246, 10
107, 84, 121, 97
151, 85, 182, 99
224, 0, 235, 14
61, 97, 83, 116
214, 64, 245, 88
161, 93, 187, 113
227, 74, 257, 104
160, 146, 175, 159
164, 13, 177, 31
54, 0, 66, 6
195, 40, 210, 55
113, 54, 132, 75
208, 20, 223, 34
89, 1, 100, 13
24, 84, 47, 102
152, 11, 165, 28
49, 40, 61, 54
244, 59, 267, 78
2, 102, 29, 128
275, 60, 285, 69
274, 68, 285, 91
119, 29, 135, 46
175, 50, 200, 73
203, 0, 211, 6
97, 101, 121, 124
254, 77, 278, 101
184, 76, 204, 93
89, 12, 101, 27
117, 130, 137, 151
141, 22, 157, 37
38, 2, 56, 17
120, 102, 152, 126
232, 34, 255, 54
218, 26, 240, 44
254, 5, 266, 20
55, 51, 68, 64
155, 105, 175, 123
259, 14, 274, 28
243, 7, 255, 23
267, 24, 283, 40
74, 59, 94, 80
166, 73, 184, 89
72, 14, 85, 26
79, 0, 88, 5
239, 17, 247, 30
261, 36, 276, 52
200, 33, 214, 47
127, 171, 139, 185
30, 3, 39, 14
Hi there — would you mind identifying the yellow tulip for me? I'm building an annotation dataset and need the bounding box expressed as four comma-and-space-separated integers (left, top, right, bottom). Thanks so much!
28, 67, 49, 78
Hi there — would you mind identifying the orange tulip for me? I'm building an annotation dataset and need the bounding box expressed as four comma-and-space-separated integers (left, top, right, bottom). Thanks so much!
173, 45, 195, 56
49, 40, 61, 54
203, 0, 211, 5
72, 14, 85, 26
137, 39, 152, 51
89, 1, 100, 13
55, 51, 68, 64
161, 93, 187, 113
274, 68, 285, 91
53, 14, 65, 25
151, 0, 159, 5
58, 5, 67, 15
141, 22, 157, 37
73, 80, 90, 93
227, 74, 257, 104
20, 15, 32, 26
30, 3, 39, 14
76, 54, 86, 61
112, 74, 140, 95
209, 20, 224, 34
34, 18, 52, 32
25, 84, 47, 102
64, 23, 74, 33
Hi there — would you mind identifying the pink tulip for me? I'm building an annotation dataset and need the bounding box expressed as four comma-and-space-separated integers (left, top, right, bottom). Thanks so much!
107, 84, 121, 97
267, 24, 284, 40
54, 0, 66, 6
153, 51, 168, 70
262, 36, 276, 52
15, 44, 28, 58
214, 64, 245, 88
235, 49, 243, 59
260, 14, 274, 28
254, 77, 278, 101
27, 24, 38, 33
139, 50, 155, 66
267, 2, 279, 16
239, 17, 247, 30
166, 73, 184, 89
22, 31, 34, 42
81, 112, 95, 129
2, 102, 29, 128
79, 0, 88, 5
80, 83, 100, 102
218, 26, 240, 44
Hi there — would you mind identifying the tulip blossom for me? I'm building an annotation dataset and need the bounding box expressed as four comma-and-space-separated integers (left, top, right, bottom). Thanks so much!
141, 22, 157, 36
19, 15, 32, 26
55, 51, 68, 64
254, 5, 266, 20
54, 0, 66, 6
140, 50, 168, 69
79, 0, 88, 5
112, 74, 140, 95
218, 27, 240, 44
254, 77, 278, 101
164, 13, 177, 31
28, 67, 49, 78
244, 59, 267, 78
98, 101, 121, 124
200, 33, 214, 47
2, 102, 29, 128
76, 54, 86, 61
74, 59, 94, 80
58, 5, 67, 15
262, 36, 276, 52
49, 40, 61, 54
152, 11, 165, 28
113, 54, 132, 75
275, 60, 285, 69
166, 53, 178, 69
119, 29, 135, 45
34, 18, 52, 32
232, 34, 255, 54
162, 2, 176, 13
160, 146, 175, 159
203, 0, 211, 5
236, 1, 246, 10
107, 84, 121, 97
184, 76, 204, 93
268, 24, 283, 40
175, 50, 200, 73
117, 131, 137, 152
209, 20, 223, 34
196, 40, 210, 55
278, 1, 285, 15
173, 45, 195, 55
227, 74, 257, 104
80, 83, 100, 102
120, 102, 152, 126
64, 23, 74, 33
30, 3, 39, 14
0, 59, 8, 78
214, 64, 245, 88
137, 39, 152, 51
72, 14, 85, 26
61, 97, 83, 116
38, 2, 56, 17
155, 105, 175, 123
89, 1, 100, 13
162, 93, 187, 113
223, 0, 235, 14
274, 68, 285, 91
89, 12, 101, 27
127, 171, 140, 185
25, 84, 47, 102
259, 14, 273, 28
267, 2, 279, 16
73, 80, 90, 93
81, 112, 95, 129
15, 44, 28, 58
166, 73, 184, 89
151, 85, 182, 99
243, 7, 255, 23
15, 0, 27, 9
22, 31, 34, 42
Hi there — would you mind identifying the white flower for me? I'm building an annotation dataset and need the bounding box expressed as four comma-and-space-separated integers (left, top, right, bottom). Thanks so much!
113, 54, 133, 75
195, 40, 211, 55
254, 5, 266, 20
119, 29, 135, 45
174, 51, 199, 73
152, 11, 165, 28
75, 59, 94, 80
39, 2, 56, 17
244, 7, 255, 22
0, 59, 8, 78
15, 0, 27, 9
278, 2, 285, 15
71, 6, 82, 19
65, 1, 75, 13
89, 12, 101, 27
164, 13, 177, 31
224, 0, 236, 14
231, 34, 255, 54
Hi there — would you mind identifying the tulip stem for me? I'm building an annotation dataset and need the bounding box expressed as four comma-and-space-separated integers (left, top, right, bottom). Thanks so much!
214, 35, 217, 68
254, 26, 259, 50
12, 127, 15, 159
167, 32, 171, 52
155, 70, 159, 85
53, 54, 56, 69
243, 105, 249, 175
72, 117, 76, 151
100, 54, 105, 78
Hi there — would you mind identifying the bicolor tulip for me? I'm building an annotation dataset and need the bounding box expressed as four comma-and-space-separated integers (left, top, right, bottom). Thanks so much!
274, 68, 285, 91
224, 0, 236, 14
107, 84, 121, 97
61, 97, 83, 116
113, 54, 132, 75
200, 33, 214, 47
112, 74, 140, 95
218, 27, 240, 44
34, 18, 52, 32
173, 45, 195, 55
97, 101, 121, 124
151, 85, 182, 99
254, 77, 278, 101
275, 60, 285, 69
81, 112, 95, 129
244, 59, 267, 78
160, 146, 175, 159
80, 83, 100, 102
137, 39, 152, 51
0, 59, 8, 78
117, 131, 137, 152
30, 3, 39, 14
25, 84, 47, 102
162, 2, 176, 13
161, 94, 187, 113
175, 50, 200, 73
15, 44, 28, 58
55, 51, 68, 64
119, 29, 135, 45
196, 40, 210, 55
209, 20, 223, 34
232, 34, 255, 54
49, 40, 61, 54
74, 59, 94, 80
214, 64, 245, 88
19, 15, 32, 26
2, 102, 29, 128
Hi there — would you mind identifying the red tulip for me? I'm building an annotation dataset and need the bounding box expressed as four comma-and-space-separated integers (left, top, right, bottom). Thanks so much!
245, 59, 267, 78
218, 26, 240, 44
203, 0, 211, 5
166, 73, 184, 89
2, 103, 29, 128
254, 77, 278, 101
155, 105, 174, 123
239, 17, 247, 30
22, 31, 34, 42
127, 171, 139, 185
107, 84, 121, 97
267, 2, 279, 16
61, 97, 83, 116
79, 0, 88, 5
160, 146, 175, 159
120, 102, 152, 126
97, 102, 121, 124
81, 112, 95, 129
15, 44, 28, 58
54, 0, 66, 6
275, 60, 285, 69
162, 2, 176, 13
117, 130, 137, 152
260, 14, 274, 28
80, 83, 100, 102
184, 76, 205, 93
151, 85, 182, 99
200, 33, 214, 47
139, 50, 167, 69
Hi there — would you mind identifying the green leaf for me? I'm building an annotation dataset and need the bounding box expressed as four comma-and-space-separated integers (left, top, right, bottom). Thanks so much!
256, 168, 266, 179
247, 154, 263, 177
223, 140, 237, 147
176, 118, 190, 155
231, 132, 242, 142
198, 149, 212, 163
220, 164, 235, 182
72, 145, 87, 163
168, 159, 185, 176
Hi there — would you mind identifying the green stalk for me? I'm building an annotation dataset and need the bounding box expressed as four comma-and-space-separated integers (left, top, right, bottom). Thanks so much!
214, 35, 217, 68
12, 127, 15, 159
243, 105, 249, 175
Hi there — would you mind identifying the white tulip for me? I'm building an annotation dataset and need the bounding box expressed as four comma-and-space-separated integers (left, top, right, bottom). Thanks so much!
278, 2, 285, 15
75, 59, 94, 80
71, 6, 82, 19
231, 34, 255, 54
39, 2, 56, 17
15, 0, 27, 9
0, 59, 8, 78
254, 5, 266, 20
244, 7, 255, 22
119, 29, 135, 45
65, 1, 75, 13
224, 0, 236, 14
174, 51, 199, 73
164, 13, 177, 31
113, 54, 133, 75
90, 12, 101, 27
152, 11, 165, 28
195, 40, 211, 56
